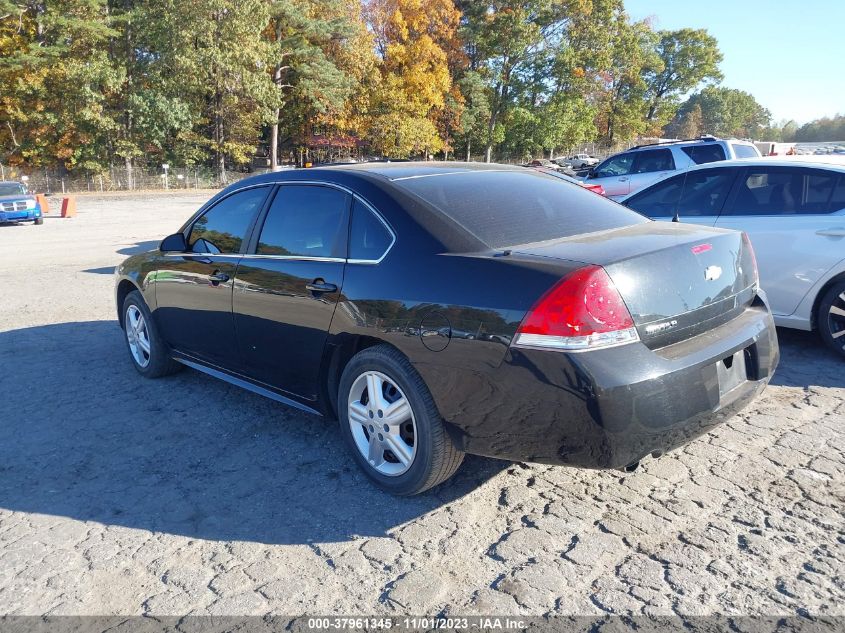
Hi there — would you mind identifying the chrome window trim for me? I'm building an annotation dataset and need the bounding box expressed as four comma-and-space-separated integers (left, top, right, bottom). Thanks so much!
175, 178, 396, 265
162, 253, 345, 263
347, 195, 396, 265
243, 254, 347, 263
183, 182, 274, 253
163, 252, 240, 259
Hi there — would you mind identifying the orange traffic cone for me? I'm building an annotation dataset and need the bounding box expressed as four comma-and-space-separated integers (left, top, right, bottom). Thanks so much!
61, 196, 76, 218
36, 194, 50, 215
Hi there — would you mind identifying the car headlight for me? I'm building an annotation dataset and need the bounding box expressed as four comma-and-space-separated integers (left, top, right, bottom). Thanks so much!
24, 199, 36, 209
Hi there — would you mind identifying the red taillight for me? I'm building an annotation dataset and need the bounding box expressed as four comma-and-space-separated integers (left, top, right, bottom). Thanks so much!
742, 232, 759, 284
582, 183, 606, 196
515, 265, 639, 350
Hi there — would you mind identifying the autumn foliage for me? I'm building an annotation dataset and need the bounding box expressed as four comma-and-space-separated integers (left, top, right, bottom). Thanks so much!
0, 0, 748, 179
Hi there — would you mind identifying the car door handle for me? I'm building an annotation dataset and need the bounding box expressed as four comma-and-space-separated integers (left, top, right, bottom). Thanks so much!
209, 272, 229, 283
618, 177, 629, 181
816, 228, 845, 237
306, 281, 338, 293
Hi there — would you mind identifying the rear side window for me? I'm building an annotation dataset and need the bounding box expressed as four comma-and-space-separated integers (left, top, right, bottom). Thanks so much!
726, 168, 840, 216
681, 144, 726, 165
189, 186, 269, 254
396, 170, 648, 249
631, 148, 674, 173
256, 185, 349, 257
593, 153, 634, 178
625, 169, 736, 218
348, 199, 393, 261
731, 144, 760, 159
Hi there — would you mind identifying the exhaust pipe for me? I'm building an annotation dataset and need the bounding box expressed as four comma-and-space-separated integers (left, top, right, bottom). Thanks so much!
622, 461, 639, 473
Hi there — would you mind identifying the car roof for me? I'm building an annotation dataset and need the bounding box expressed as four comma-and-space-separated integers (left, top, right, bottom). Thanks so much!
231, 162, 526, 189
623, 138, 756, 153
313, 161, 524, 181
684, 158, 845, 173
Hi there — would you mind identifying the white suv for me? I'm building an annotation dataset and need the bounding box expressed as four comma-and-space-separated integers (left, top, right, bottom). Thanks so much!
585, 137, 760, 200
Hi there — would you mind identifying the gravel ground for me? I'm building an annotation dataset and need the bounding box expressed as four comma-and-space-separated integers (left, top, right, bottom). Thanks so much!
0, 192, 843, 618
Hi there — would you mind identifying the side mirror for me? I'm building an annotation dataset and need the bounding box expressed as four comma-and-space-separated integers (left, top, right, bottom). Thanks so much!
587, 168, 597, 179
160, 232, 188, 253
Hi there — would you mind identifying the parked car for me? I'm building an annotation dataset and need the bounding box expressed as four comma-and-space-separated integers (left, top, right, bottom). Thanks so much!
526, 159, 558, 169
524, 160, 579, 177
560, 153, 599, 169
621, 159, 845, 358
0, 181, 43, 225
116, 162, 778, 494
529, 165, 606, 195
585, 137, 761, 200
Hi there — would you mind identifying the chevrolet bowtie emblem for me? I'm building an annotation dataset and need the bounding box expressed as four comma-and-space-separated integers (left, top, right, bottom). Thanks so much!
704, 265, 723, 281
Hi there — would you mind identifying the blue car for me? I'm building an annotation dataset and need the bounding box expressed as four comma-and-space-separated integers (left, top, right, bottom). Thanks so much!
0, 181, 43, 225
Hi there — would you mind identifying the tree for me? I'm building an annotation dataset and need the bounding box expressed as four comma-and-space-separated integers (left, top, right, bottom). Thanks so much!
0, 0, 121, 173
452, 70, 491, 160
0, 0, 789, 176
267, 0, 364, 168
643, 28, 722, 128
145, 0, 278, 183
365, 0, 462, 157
667, 87, 771, 139
780, 119, 800, 142
674, 102, 703, 138
595, 14, 660, 146
467, 0, 566, 162
537, 91, 596, 157
792, 115, 845, 142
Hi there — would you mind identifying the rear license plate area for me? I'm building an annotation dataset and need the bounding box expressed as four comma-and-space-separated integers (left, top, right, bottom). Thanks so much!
717, 349, 748, 397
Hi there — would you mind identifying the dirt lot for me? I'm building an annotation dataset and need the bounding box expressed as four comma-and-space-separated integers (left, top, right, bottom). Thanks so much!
0, 192, 843, 618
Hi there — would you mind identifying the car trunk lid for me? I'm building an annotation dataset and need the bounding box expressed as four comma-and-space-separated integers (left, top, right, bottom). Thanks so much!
512, 222, 758, 348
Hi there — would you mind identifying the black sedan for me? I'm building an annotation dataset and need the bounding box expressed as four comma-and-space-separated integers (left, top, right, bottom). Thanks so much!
115, 162, 779, 495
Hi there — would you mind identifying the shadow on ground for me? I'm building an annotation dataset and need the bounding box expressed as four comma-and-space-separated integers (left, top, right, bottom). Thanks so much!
770, 327, 843, 389
83, 266, 117, 275
0, 321, 506, 545
118, 240, 160, 256
84, 242, 161, 274
0, 322, 838, 546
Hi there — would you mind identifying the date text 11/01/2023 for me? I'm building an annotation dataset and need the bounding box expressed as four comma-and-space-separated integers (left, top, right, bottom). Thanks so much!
306, 617, 528, 630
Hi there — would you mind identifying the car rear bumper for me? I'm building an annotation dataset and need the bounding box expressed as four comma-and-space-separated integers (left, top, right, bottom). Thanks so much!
448, 300, 779, 469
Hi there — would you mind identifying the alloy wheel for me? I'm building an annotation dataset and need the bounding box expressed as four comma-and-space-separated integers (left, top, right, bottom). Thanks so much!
125, 305, 152, 368
828, 291, 845, 351
347, 371, 417, 476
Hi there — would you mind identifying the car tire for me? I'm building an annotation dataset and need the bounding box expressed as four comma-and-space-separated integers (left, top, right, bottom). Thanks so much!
818, 280, 845, 358
338, 344, 464, 495
33, 218, 44, 225
122, 290, 183, 378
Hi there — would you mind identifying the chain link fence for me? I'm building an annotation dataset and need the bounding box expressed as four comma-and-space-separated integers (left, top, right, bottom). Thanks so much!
3, 141, 648, 194
0, 164, 271, 195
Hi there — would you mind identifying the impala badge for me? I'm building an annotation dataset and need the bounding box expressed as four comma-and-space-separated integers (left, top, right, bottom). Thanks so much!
704, 265, 723, 281
646, 319, 678, 335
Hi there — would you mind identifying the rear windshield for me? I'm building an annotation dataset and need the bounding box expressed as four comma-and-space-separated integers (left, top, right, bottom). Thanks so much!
395, 170, 648, 249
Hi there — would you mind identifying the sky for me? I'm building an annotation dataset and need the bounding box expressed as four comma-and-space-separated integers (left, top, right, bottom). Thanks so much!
624, 0, 845, 124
